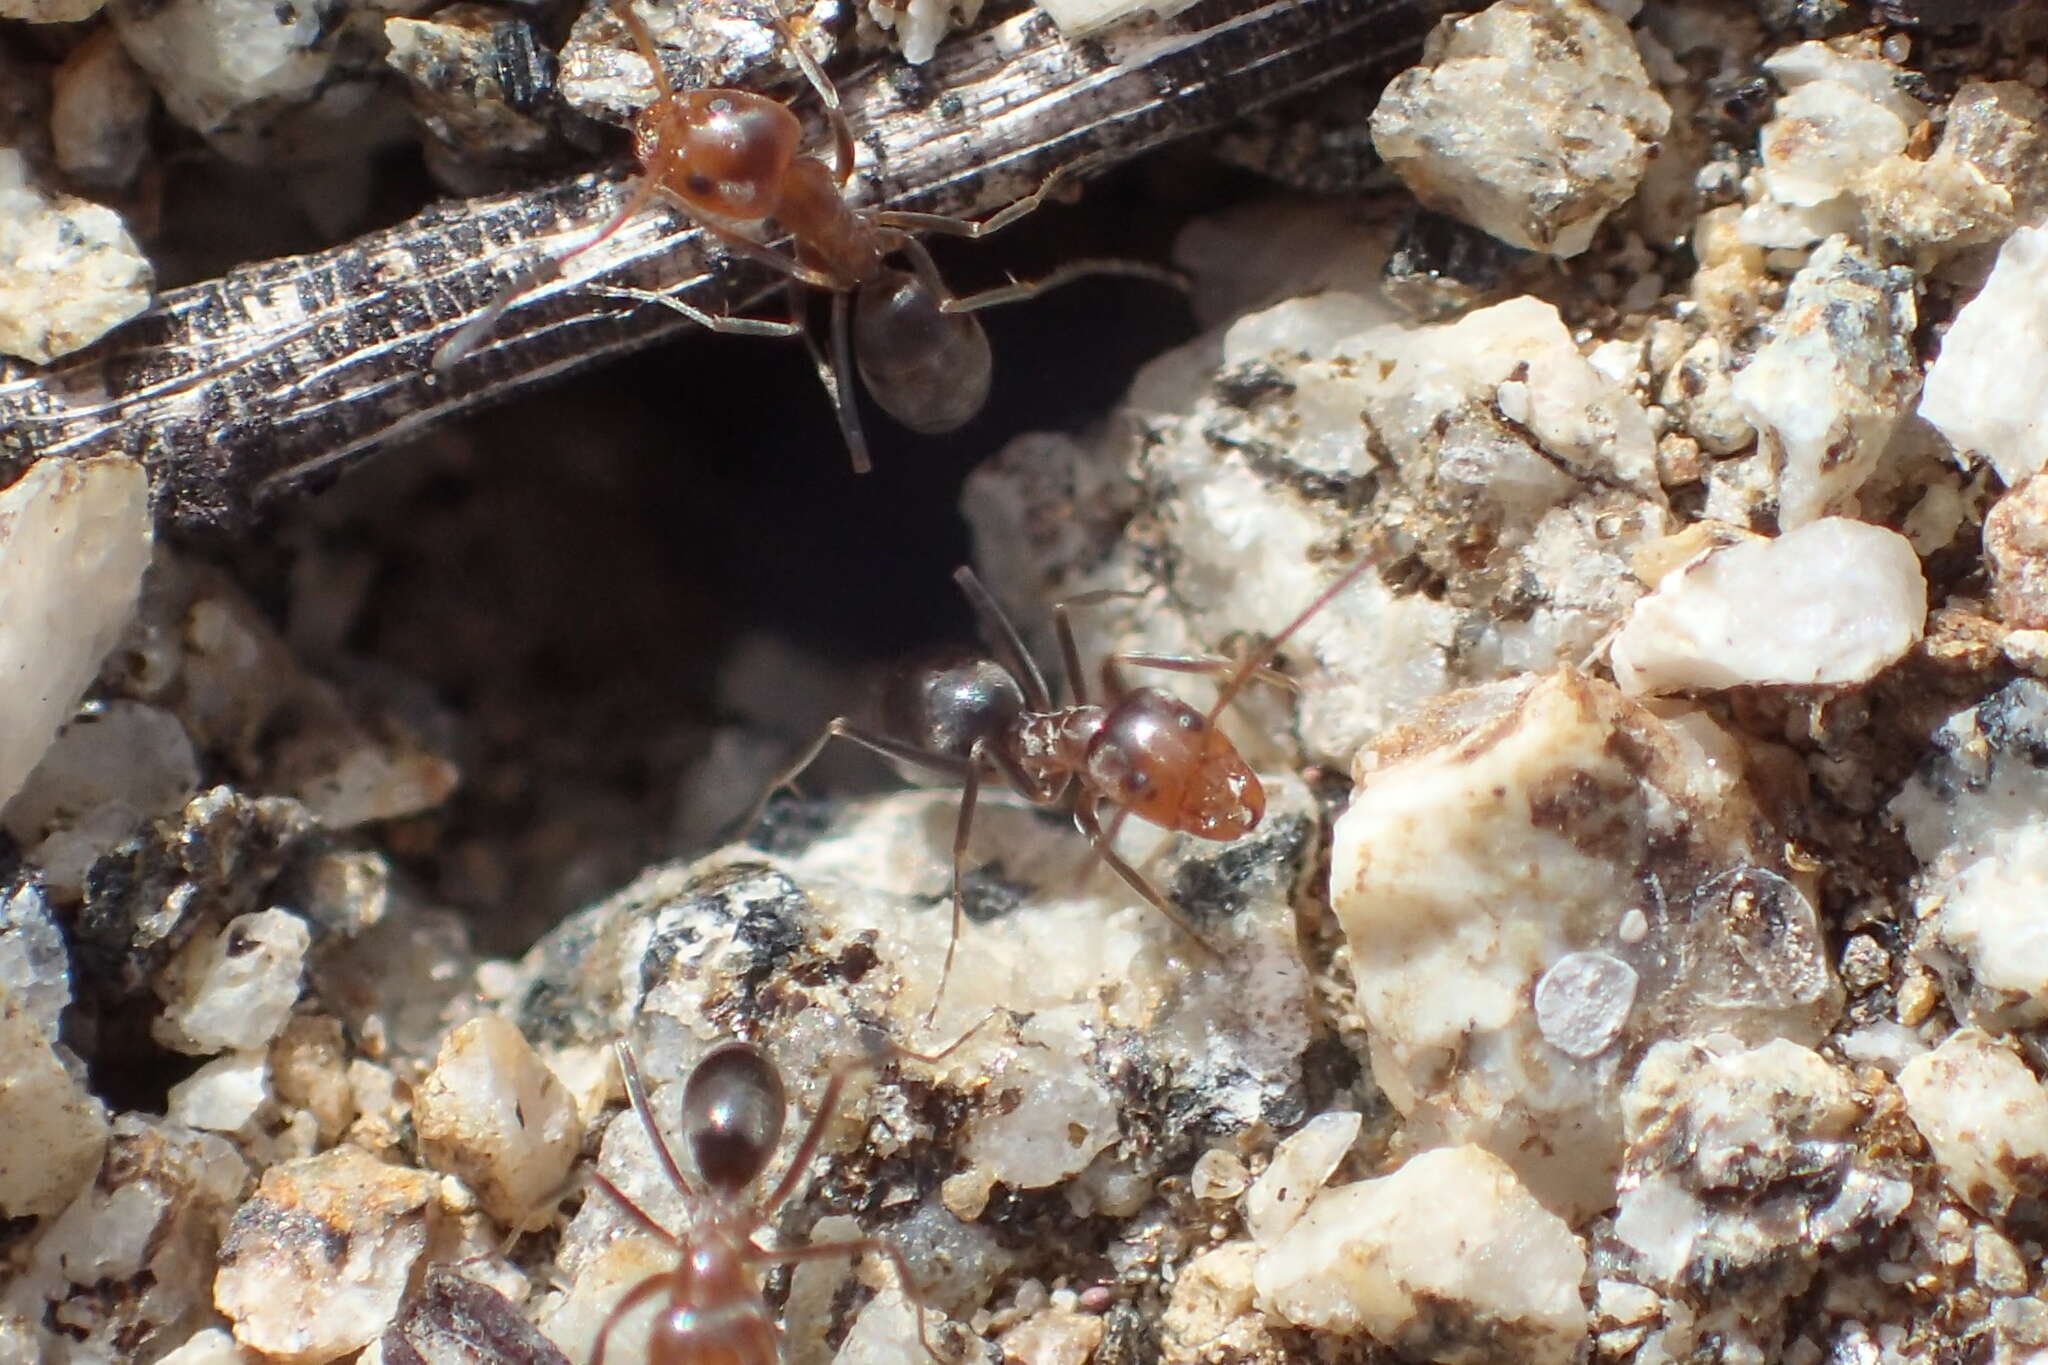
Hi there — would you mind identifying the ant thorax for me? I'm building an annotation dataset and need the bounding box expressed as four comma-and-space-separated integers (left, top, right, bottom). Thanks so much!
1015, 707, 1103, 793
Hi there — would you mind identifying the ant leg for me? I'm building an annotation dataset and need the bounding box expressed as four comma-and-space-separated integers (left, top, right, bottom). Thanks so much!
923, 743, 984, 1028
892, 236, 1183, 325
612, 0, 679, 102
1048, 586, 1146, 704
945, 256, 1188, 316
778, 281, 871, 474
823, 289, 874, 473
872, 148, 1119, 241
737, 718, 973, 839
758, 1002, 1008, 1218
1110, 652, 1298, 695
1073, 796, 1219, 960
586, 284, 805, 338
757, 1060, 853, 1218
586, 1169, 681, 1245
1070, 803, 1129, 894
750, 1236, 953, 1365
616, 1041, 702, 1201
589, 1273, 673, 1365
952, 567, 1052, 711
668, 204, 842, 291
432, 172, 664, 371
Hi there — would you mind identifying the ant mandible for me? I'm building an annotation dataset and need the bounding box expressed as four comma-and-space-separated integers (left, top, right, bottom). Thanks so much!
742, 554, 1380, 1020
586, 1023, 994, 1364
434, 0, 1177, 472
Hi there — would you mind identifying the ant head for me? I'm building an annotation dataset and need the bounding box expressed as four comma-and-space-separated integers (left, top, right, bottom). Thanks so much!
680, 1041, 786, 1195
641, 90, 801, 221
1086, 690, 1264, 840
883, 649, 1028, 761
854, 270, 992, 434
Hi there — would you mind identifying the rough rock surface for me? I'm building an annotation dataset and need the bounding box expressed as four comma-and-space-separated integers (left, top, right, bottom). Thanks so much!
1255, 1145, 1587, 1363
0, 152, 152, 363
9, 2, 2048, 1361
1329, 668, 1838, 1215
1729, 236, 1918, 528
1371, 0, 1671, 256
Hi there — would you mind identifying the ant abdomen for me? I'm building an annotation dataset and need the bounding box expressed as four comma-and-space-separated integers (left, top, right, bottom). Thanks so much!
854, 270, 993, 434
881, 650, 1024, 759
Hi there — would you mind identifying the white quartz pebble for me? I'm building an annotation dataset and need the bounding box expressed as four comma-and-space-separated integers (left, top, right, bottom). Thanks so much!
1254, 1145, 1587, 1365
153, 909, 312, 1055
0, 152, 153, 363
0, 456, 152, 811
413, 1015, 582, 1230
1610, 518, 1926, 694
1920, 224, 2048, 486
1244, 1111, 1361, 1246
1899, 1029, 2048, 1215
214, 1148, 436, 1364
1371, 0, 1671, 257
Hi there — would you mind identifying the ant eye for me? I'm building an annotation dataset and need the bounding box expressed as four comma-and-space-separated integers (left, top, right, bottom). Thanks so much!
708, 96, 732, 116
1177, 712, 1200, 731
685, 172, 715, 197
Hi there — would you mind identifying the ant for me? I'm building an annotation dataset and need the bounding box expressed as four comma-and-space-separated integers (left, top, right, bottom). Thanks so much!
742, 554, 1380, 1020
434, 0, 1179, 472
585, 1022, 996, 1365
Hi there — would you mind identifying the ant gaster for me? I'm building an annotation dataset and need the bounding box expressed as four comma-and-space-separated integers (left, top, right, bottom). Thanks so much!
744, 555, 1380, 1019
587, 1025, 992, 1364
434, 0, 1177, 472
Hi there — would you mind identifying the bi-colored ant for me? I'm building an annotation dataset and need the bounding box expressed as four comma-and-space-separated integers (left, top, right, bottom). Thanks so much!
585, 1024, 996, 1365
434, 0, 1178, 472
744, 555, 1379, 1018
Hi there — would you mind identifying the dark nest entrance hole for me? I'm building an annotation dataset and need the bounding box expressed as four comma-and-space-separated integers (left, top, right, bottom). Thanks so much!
227, 151, 1223, 957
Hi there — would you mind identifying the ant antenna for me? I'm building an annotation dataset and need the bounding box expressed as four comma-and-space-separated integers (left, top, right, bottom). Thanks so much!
1200, 552, 1380, 729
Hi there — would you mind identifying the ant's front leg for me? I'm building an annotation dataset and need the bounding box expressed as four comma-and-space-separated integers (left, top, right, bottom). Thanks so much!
736, 718, 973, 840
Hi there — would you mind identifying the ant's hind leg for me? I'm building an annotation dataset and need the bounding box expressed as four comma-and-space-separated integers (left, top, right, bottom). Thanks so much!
892, 237, 1184, 324
753, 1237, 957, 1365
1110, 651, 1298, 696
588, 1274, 673, 1365
586, 284, 805, 338
873, 148, 1122, 241
819, 289, 872, 473
1073, 797, 1219, 962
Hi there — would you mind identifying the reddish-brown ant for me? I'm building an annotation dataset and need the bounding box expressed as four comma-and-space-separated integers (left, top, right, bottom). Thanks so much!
743, 555, 1379, 1019
585, 1024, 996, 1364
434, 0, 1178, 472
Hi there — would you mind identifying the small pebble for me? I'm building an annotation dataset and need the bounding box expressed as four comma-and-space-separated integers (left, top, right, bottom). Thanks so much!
0, 151, 153, 364
412, 1015, 581, 1231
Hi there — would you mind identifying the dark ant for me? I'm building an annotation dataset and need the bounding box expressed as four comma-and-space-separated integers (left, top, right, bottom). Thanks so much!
433, 0, 1178, 472
586, 1023, 995, 1364
743, 555, 1379, 1019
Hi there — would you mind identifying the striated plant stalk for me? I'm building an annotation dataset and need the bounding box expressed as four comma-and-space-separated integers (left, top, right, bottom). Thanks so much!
0, 0, 1441, 534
